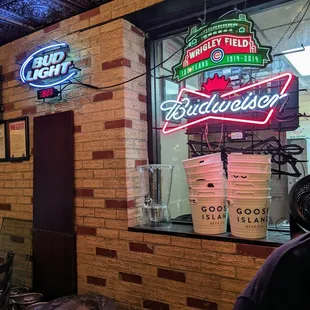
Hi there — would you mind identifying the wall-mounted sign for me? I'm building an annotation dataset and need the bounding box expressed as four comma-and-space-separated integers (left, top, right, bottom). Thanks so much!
161, 73, 295, 134
173, 13, 272, 82
20, 43, 78, 88
7, 117, 30, 161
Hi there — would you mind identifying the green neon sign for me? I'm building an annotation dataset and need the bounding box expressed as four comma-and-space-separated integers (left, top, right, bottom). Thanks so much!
173, 13, 272, 82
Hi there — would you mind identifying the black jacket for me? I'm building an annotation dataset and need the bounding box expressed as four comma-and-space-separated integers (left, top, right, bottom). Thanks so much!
234, 233, 310, 310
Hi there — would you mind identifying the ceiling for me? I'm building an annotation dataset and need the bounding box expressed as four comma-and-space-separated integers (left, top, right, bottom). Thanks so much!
0, 0, 113, 46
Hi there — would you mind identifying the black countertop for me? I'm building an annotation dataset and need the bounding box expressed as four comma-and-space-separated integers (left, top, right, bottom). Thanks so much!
129, 224, 290, 247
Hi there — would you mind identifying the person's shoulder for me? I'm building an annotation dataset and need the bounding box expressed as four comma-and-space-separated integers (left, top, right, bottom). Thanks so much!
266, 232, 310, 266
234, 233, 310, 308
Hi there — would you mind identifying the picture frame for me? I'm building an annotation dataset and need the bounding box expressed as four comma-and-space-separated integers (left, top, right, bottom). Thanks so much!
0, 121, 7, 161
7, 117, 30, 161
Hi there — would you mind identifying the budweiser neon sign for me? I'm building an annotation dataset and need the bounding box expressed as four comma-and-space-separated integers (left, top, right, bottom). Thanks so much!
161, 73, 293, 134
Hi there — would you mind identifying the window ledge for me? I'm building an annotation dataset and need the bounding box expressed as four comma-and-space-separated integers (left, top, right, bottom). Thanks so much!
129, 223, 290, 247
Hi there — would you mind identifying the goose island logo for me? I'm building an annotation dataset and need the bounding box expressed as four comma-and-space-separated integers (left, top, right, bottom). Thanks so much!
173, 13, 272, 82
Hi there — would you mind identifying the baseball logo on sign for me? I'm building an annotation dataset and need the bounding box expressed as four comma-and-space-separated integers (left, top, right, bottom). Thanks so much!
211, 48, 224, 63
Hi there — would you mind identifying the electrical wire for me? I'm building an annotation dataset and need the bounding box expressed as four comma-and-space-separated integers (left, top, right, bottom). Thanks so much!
288, 0, 310, 39
203, 122, 224, 151
74, 18, 216, 91
273, 0, 310, 52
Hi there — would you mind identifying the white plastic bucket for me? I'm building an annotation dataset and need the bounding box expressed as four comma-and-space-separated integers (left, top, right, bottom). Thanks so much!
227, 180, 270, 189
187, 171, 225, 183
185, 163, 223, 175
227, 197, 271, 239
228, 154, 271, 164
228, 162, 271, 173
228, 169, 271, 181
189, 179, 225, 190
190, 187, 225, 197
189, 197, 227, 235
227, 187, 271, 198
183, 153, 222, 169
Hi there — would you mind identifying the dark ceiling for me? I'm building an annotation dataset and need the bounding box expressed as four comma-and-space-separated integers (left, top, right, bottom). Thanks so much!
0, 0, 113, 46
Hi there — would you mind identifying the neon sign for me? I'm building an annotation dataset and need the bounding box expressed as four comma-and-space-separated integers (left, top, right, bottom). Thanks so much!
20, 43, 78, 88
173, 13, 272, 82
161, 73, 293, 134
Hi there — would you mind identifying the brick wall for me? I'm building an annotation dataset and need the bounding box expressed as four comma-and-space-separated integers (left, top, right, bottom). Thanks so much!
0, 0, 278, 309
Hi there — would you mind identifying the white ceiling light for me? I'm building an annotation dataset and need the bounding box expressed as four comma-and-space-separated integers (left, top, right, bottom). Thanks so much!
283, 45, 310, 76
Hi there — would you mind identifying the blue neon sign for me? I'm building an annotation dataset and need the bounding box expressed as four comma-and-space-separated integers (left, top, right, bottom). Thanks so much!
20, 43, 78, 88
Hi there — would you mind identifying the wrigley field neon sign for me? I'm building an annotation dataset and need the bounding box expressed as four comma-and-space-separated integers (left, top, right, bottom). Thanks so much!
173, 13, 272, 82
161, 73, 293, 134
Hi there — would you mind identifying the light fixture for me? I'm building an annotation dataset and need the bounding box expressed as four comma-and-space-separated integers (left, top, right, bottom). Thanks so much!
283, 45, 310, 76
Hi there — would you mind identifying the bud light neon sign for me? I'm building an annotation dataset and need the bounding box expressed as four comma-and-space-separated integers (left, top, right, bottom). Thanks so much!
20, 43, 78, 88
160, 73, 294, 134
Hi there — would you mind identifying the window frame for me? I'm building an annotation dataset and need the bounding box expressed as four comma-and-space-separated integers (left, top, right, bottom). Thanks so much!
145, 0, 297, 231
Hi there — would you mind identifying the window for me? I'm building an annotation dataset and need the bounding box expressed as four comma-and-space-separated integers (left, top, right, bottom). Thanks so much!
149, 0, 310, 227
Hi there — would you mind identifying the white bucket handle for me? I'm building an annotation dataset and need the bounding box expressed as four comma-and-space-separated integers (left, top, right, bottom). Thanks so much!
189, 198, 198, 204
235, 191, 255, 197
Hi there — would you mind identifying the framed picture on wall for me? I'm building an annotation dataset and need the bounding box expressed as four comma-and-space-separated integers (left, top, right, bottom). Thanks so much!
0, 121, 7, 161
7, 117, 30, 161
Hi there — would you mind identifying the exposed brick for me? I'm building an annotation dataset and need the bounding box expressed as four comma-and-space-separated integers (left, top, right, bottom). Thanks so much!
158, 268, 186, 282
144, 234, 170, 245
74, 125, 82, 133
75, 57, 91, 68
16, 51, 27, 63
202, 263, 235, 278
4, 103, 14, 112
131, 25, 144, 37
135, 160, 147, 167
102, 58, 131, 70
4, 71, 17, 81
75, 188, 94, 197
139, 54, 146, 64
236, 267, 258, 281
140, 113, 147, 121
202, 240, 236, 254
143, 300, 169, 310
96, 247, 117, 258
10, 236, 24, 244
138, 94, 147, 103
93, 91, 113, 102
77, 226, 96, 236
22, 106, 37, 116
44, 22, 60, 33
92, 150, 114, 160
119, 272, 142, 284
218, 254, 255, 268
105, 119, 132, 129
220, 278, 248, 294
187, 297, 218, 310
87, 275, 106, 287
106, 199, 134, 209
80, 7, 100, 21
236, 244, 275, 259
130, 242, 154, 254
0, 204, 11, 211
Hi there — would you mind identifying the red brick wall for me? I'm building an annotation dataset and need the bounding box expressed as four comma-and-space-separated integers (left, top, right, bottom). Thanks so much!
0, 1, 277, 309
